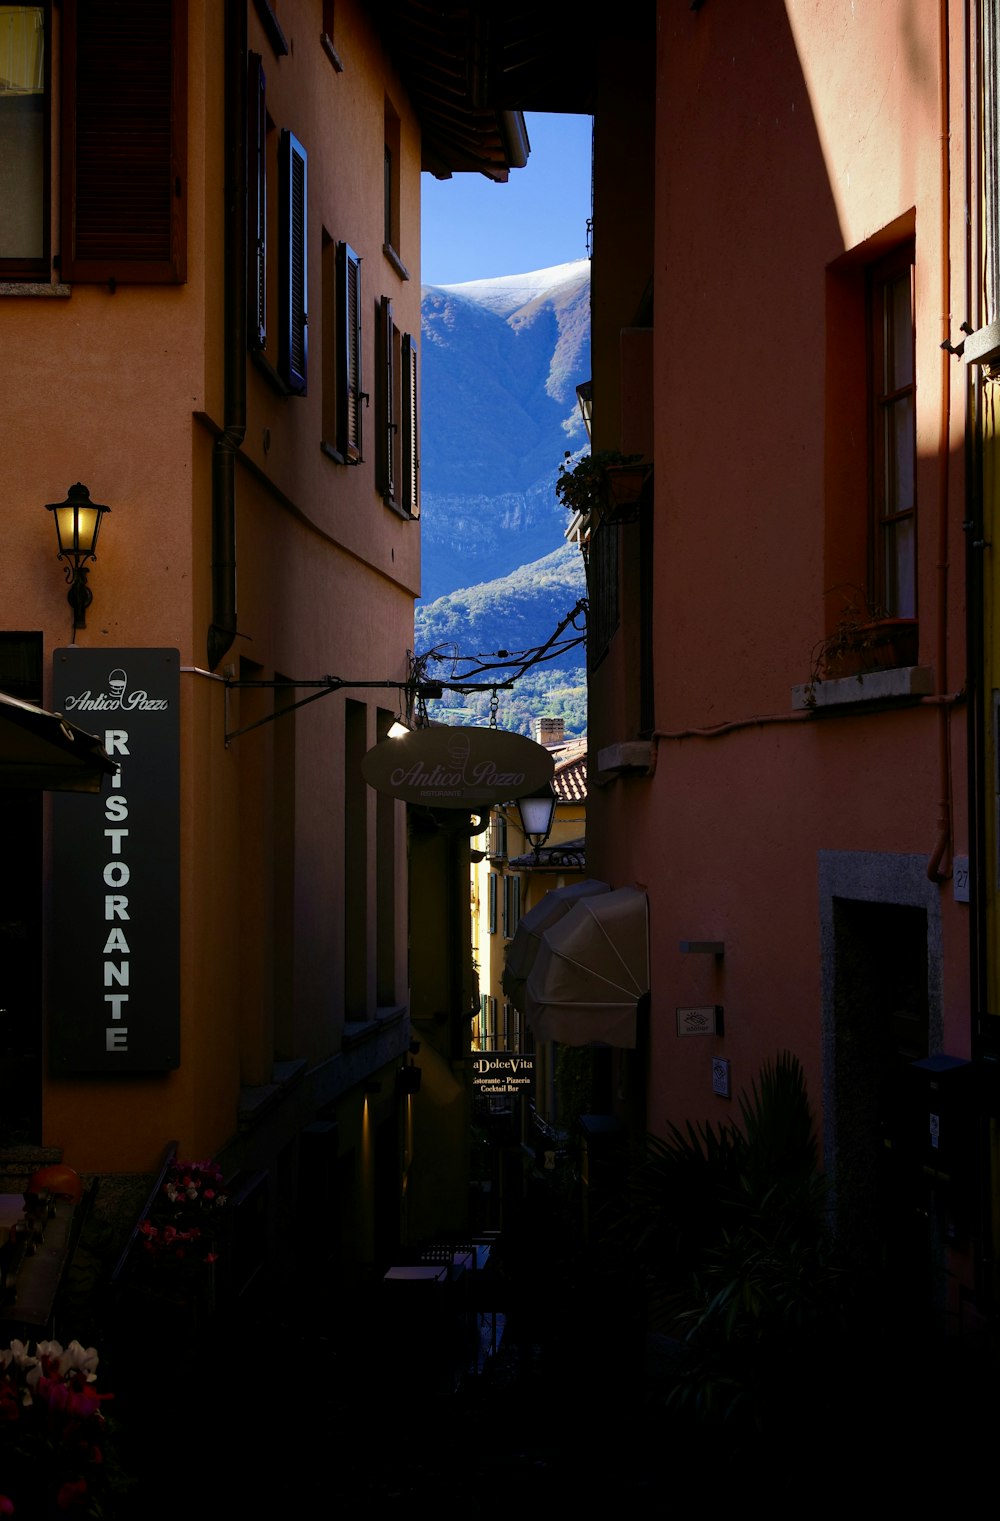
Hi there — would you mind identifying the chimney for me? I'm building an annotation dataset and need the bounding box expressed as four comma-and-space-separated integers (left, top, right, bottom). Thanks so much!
534, 716, 564, 746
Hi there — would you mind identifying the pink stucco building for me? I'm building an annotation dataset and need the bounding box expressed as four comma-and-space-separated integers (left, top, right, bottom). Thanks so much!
581, 0, 997, 1331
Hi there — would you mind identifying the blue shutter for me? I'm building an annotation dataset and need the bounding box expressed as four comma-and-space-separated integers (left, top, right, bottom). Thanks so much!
402, 332, 419, 517
279, 129, 307, 393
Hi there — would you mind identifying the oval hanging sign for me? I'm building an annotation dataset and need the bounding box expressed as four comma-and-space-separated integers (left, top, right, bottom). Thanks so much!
362, 725, 555, 808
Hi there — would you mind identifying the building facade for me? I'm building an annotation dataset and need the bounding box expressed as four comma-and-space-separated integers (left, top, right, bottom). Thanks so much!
577, 0, 992, 1330
0, 0, 525, 1288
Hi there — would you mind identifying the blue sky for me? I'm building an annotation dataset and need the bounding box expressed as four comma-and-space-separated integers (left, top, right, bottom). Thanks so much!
421, 112, 593, 286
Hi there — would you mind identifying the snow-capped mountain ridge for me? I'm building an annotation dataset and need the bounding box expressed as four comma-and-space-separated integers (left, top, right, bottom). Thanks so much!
424, 257, 590, 318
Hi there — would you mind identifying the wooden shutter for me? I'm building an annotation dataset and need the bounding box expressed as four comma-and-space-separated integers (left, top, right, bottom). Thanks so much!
60, 0, 187, 283
279, 129, 307, 393
337, 241, 363, 463
247, 53, 267, 350
377, 295, 396, 502
402, 332, 419, 518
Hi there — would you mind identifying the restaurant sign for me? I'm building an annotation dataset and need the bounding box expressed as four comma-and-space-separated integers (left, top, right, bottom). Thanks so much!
471, 1053, 534, 1095
362, 725, 554, 808
49, 649, 180, 1073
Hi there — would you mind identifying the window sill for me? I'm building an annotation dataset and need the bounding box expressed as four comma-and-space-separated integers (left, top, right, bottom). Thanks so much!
596, 740, 654, 780
0, 281, 71, 298
383, 493, 417, 521
238, 1058, 308, 1128
320, 439, 348, 465
250, 347, 297, 397
320, 32, 344, 71
254, 0, 288, 56
383, 243, 411, 281
791, 665, 935, 711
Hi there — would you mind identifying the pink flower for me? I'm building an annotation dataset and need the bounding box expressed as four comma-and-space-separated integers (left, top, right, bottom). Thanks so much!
0, 1494, 14, 1515
56, 1479, 88, 1510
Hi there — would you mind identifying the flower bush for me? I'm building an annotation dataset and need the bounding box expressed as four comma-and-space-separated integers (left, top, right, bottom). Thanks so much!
0, 1338, 127, 1517
160, 1158, 227, 1213
138, 1158, 227, 1269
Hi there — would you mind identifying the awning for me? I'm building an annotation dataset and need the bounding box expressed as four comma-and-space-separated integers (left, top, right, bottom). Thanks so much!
0, 690, 117, 793
524, 886, 649, 1049
502, 878, 611, 1013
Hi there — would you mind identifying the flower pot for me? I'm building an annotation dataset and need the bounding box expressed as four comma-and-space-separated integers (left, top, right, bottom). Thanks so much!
820, 618, 918, 679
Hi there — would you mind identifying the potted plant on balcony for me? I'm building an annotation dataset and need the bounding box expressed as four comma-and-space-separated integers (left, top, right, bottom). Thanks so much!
555, 449, 648, 519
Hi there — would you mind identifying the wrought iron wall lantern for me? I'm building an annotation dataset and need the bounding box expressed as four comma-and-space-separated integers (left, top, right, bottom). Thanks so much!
45, 483, 111, 631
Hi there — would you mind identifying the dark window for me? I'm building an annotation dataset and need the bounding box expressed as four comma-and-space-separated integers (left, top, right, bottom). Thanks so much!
245, 58, 307, 397
503, 874, 521, 939
384, 143, 393, 250
60, 0, 187, 284
377, 294, 397, 504
384, 99, 400, 261
337, 241, 363, 462
0, 634, 42, 1145
488, 872, 498, 935
279, 129, 307, 393
0, 2, 49, 278
248, 53, 267, 350
869, 244, 916, 619
587, 517, 619, 668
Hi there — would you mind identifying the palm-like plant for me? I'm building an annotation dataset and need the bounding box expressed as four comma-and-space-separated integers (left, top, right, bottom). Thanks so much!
610, 1053, 846, 1454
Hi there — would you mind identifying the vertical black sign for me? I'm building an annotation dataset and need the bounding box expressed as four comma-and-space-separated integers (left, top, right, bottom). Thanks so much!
50, 649, 180, 1072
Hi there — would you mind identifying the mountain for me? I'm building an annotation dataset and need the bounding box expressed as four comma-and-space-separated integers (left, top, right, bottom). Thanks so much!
415, 544, 588, 735
419, 259, 591, 604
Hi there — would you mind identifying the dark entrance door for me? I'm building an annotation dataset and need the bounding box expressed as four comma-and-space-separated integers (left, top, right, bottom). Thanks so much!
832, 898, 933, 1310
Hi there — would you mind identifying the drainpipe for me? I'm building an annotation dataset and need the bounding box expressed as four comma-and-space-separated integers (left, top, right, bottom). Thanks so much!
208, 0, 247, 671
927, 0, 953, 883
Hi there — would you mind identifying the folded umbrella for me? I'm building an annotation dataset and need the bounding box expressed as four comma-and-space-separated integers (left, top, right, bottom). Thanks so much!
502, 878, 611, 1012
524, 886, 649, 1049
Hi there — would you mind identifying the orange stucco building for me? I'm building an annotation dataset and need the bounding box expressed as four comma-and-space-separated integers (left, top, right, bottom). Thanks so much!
0, 1, 527, 1279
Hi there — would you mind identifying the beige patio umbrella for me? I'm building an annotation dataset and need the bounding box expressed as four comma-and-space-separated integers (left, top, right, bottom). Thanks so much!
524, 886, 649, 1049
502, 878, 611, 1012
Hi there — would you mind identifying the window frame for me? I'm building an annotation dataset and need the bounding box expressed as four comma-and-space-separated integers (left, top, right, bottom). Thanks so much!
336, 240, 364, 463
247, 52, 267, 351
278, 128, 307, 394
0, 0, 50, 279
586, 515, 620, 669
868, 243, 917, 621
376, 293, 397, 505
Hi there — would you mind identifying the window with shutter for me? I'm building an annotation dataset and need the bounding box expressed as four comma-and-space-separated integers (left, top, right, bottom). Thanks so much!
402, 332, 419, 517
337, 241, 363, 463
377, 294, 397, 503
0, 2, 49, 278
60, 0, 187, 284
247, 53, 267, 350
279, 129, 307, 393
